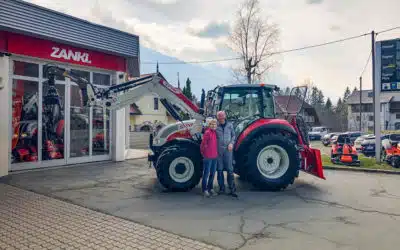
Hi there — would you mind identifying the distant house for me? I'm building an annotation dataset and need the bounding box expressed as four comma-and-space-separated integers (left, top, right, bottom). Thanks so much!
274, 95, 320, 127
347, 90, 400, 132
128, 74, 177, 132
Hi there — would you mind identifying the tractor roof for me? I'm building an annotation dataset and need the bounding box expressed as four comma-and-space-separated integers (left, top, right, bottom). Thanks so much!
222, 84, 278, 90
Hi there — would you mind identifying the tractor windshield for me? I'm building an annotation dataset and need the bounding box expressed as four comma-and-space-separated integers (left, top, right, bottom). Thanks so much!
220, 87, 275, 120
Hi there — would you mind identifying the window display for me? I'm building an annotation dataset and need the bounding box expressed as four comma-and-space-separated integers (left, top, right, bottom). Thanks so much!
11, 80, 39, 163
42, 84, 65, 160
11, 59, 112, 166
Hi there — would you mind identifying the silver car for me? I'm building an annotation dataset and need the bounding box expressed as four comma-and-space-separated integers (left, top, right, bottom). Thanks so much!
354, 134, 374, 151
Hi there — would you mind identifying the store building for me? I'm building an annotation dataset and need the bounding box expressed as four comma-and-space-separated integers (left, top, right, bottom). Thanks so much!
0, 0, 140, 177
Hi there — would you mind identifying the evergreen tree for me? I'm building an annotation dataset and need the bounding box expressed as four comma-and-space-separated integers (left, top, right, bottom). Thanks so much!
310, 87, 319, 106
325, 98, 332, 111
317, 89, 325, 107
343, 86, 351, 102
183, 78, 193, 100
353, 86, 358, 93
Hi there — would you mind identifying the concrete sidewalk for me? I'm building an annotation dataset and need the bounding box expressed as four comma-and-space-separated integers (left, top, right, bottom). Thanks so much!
125, 149, 149, 160
0, 183, 220, 250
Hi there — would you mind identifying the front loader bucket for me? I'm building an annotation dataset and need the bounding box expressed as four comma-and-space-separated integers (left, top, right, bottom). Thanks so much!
302, 148, 326, 180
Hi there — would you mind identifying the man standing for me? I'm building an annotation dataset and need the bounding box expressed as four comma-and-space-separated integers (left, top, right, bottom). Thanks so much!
216, 111, 238, 197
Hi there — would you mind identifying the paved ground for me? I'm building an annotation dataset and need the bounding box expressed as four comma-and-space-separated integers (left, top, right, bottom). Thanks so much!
2, 159, 400, 250
130, 132, 150, 149
0, 183, 219, 250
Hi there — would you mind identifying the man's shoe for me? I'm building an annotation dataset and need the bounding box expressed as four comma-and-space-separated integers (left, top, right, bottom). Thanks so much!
229, 192, 238, 198
203, 190, 210, 197
209, 189, 218, 196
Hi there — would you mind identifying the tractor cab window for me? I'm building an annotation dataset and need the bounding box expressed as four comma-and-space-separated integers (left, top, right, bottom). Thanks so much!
262, 89, 275, 118
220, 88, 262, 120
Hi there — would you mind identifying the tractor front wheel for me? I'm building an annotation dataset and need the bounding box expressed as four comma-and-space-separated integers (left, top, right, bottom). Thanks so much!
245, 133, 299, 191
155, 146, 202, 192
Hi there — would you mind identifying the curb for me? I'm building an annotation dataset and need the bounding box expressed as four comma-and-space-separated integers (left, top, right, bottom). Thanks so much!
323, 165, 400, 175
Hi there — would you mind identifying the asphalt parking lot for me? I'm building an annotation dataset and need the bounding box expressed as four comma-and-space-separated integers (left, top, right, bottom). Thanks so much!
2, 159, 400, 250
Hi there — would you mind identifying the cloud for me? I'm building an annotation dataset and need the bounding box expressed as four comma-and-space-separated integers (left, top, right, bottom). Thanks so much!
306, 0, 324, 4
189, 21, 231, 38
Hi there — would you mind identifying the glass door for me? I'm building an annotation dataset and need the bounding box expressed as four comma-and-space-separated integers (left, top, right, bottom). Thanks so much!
67, 69, 91, 163
66, 69, 112, 164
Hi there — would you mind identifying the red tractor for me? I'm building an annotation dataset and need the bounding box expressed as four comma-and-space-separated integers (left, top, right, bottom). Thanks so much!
43, 66, 325, 192
150, 83, 325, 192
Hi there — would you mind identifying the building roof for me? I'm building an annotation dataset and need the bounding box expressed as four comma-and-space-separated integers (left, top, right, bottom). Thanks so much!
347, 90, 400, 104
0, 0, 139, 57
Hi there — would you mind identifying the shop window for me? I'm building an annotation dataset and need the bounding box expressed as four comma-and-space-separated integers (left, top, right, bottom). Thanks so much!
42, 84, 65, 161
369, 115, 374, 121
14, 61, 39, 78
11, 80, 39, 163
71, 69, 90, 82
93, 72, 111, 86
92, 106, 110, 155
154, 97, 159, 110
42, 65, 65, 81
70, 85, 90, 158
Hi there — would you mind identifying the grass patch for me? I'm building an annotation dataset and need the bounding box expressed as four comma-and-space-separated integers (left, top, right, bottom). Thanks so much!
321, 154, 400, 171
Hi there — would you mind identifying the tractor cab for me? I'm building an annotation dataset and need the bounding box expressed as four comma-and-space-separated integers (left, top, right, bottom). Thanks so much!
205, 84, 278, 135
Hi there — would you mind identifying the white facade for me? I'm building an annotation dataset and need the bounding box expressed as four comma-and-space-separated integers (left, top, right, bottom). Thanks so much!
348, 102, 400, 132
130, 94, 176, 132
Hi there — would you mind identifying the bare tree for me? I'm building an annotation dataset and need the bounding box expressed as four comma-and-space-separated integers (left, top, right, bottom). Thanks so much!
229, 0, 280, 84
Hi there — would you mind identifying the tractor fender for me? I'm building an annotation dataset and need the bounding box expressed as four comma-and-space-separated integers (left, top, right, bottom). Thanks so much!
151, 138, 201, 162
235, 119, 298, 153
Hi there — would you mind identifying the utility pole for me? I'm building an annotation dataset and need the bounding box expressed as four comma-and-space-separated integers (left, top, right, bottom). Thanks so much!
359, 76, 362, 132
372, 31, 376, 133
372, 30, 381, 163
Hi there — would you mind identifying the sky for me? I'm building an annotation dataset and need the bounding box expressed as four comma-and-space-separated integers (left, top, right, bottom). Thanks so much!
27, 0, 400, 103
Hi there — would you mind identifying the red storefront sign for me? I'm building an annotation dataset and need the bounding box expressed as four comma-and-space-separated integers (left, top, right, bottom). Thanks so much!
3, 32, 126, 72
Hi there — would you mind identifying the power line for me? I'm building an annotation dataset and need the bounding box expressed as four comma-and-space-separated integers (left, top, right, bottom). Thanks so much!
376, 26, 400, 35
360, 50, 372, 77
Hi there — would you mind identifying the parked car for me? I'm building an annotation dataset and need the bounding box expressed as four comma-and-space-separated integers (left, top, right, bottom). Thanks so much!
344, 131, 364, 144
309, 126, 329, 140
360, 136, 377, 157
360, 134, 400, 157
331, 135, 339, 145
381, 133, 400, 154
354, 134, 374, 151
321, 132, 339, 146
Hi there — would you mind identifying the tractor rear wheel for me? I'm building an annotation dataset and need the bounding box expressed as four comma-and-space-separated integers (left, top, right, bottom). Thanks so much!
244, 133, 299, 191
155, 145, 202, 192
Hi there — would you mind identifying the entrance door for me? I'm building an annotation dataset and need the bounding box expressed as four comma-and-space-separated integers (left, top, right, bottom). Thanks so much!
66, 69, 112, 164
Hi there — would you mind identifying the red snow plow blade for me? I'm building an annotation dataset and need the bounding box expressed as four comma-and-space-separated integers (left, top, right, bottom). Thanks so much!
301, 147, 325, 179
